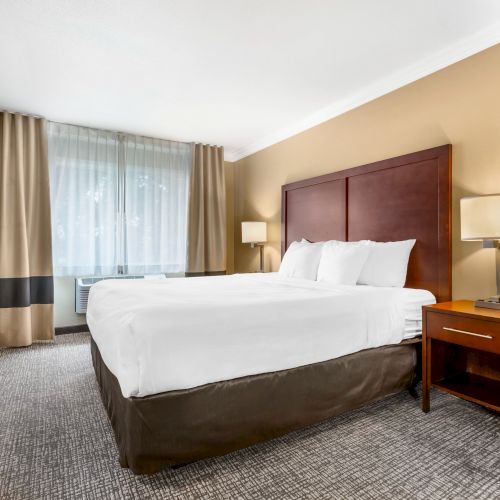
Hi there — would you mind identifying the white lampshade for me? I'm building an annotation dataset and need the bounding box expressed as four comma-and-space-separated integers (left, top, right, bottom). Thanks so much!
241, 221, 267, 243
461, 194, 500, 240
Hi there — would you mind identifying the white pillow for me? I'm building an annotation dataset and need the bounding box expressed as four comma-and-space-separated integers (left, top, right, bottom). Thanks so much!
357, 239, 416, 287
279, 240, 323, 280
317, 241, 371, 285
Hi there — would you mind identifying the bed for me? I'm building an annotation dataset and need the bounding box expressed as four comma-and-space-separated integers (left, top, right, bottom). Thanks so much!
89, 144, 452, 474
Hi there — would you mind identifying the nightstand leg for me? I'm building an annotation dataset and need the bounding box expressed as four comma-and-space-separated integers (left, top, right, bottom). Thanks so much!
422, 337, 431, 413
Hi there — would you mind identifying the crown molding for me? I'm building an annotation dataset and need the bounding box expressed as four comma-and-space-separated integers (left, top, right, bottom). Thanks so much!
225, 23, 500, 163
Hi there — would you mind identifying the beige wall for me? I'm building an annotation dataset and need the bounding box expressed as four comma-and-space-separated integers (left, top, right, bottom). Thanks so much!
233, 44, 500, 300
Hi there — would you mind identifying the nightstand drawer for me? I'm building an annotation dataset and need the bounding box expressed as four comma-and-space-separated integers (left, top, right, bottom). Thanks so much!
427, 312, 500, 354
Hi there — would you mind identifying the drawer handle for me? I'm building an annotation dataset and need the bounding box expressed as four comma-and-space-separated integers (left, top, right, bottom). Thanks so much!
442, 326, 493, 340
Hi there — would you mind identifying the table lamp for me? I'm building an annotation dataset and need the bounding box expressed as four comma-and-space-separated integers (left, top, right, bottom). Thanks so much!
242, 221, 267, 273
461, 194, 500, 309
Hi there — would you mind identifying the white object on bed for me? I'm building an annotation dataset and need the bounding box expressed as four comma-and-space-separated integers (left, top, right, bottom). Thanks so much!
357, 239, 416, 287
87, 273, 435, 398
278, 240, 323, 280
317, 241, 370, 285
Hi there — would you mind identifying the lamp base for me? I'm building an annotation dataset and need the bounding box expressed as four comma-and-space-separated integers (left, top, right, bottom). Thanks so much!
475, 296, 500, 310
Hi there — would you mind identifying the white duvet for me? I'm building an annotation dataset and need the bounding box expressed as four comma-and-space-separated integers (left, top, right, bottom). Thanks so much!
87, 273, 435, 398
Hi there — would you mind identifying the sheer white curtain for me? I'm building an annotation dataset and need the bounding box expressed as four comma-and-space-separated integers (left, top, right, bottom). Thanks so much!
48, 123, 119, 276
48, 123, 192, 276
123, 136, 192, 274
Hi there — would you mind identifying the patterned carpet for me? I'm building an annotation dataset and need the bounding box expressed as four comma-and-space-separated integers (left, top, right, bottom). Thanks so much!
0, 333, 498, 500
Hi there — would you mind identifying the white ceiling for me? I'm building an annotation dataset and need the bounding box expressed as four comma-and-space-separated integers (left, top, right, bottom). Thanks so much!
1, 1, 500, 161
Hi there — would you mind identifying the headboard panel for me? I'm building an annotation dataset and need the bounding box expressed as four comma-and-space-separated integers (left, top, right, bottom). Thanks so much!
281, 145, 451, 302
286, 179, 346, 244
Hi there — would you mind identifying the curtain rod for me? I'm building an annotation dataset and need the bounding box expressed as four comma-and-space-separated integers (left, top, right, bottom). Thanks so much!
1, 109, 222, 149
1, 108, 45, 119
50, 119, 195, 146
51, 120, 223, 149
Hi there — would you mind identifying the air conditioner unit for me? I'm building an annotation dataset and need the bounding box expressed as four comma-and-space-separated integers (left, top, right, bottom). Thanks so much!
75, 275, 146, 314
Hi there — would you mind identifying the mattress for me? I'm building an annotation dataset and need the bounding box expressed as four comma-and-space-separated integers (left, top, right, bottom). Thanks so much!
394, 286, 437, 339
87, 273, 435, 398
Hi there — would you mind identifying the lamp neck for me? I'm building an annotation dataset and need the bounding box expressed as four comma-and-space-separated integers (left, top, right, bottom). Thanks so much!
482, 240, 499, 249
248, 243, 265, 272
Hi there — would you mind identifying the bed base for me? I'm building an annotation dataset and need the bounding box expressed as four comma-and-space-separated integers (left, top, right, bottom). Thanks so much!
91, 337, 421, 475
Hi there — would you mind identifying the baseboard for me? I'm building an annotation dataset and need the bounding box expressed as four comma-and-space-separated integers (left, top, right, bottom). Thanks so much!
55, 324, 89, 335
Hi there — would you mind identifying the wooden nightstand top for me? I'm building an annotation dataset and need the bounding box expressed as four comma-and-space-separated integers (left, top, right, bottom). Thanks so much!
423, 300, 500, 322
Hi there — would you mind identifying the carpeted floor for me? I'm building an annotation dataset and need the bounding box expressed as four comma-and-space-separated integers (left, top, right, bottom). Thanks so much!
0, 333, 498, 500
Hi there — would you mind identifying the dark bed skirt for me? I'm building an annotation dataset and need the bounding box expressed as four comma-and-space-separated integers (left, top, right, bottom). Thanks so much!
91, 337, 421, 474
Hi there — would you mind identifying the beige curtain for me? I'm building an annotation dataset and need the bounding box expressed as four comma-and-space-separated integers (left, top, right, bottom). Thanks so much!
0, 112, 54, 347
187, 143, 226, 273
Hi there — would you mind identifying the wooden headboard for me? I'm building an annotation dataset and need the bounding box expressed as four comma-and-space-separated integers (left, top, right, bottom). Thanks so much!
281, 145, 452, 302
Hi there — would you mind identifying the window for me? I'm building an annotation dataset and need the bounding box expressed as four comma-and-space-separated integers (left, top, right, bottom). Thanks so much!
48, 123, 192, 276
122, 135, 192, 274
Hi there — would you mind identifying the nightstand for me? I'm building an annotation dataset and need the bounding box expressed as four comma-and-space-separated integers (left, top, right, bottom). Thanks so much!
422, 300, 500, 413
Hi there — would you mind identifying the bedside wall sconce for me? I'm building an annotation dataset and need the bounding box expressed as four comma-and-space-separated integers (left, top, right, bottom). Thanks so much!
461, 194, 500, 309
241, 221, 267, 273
